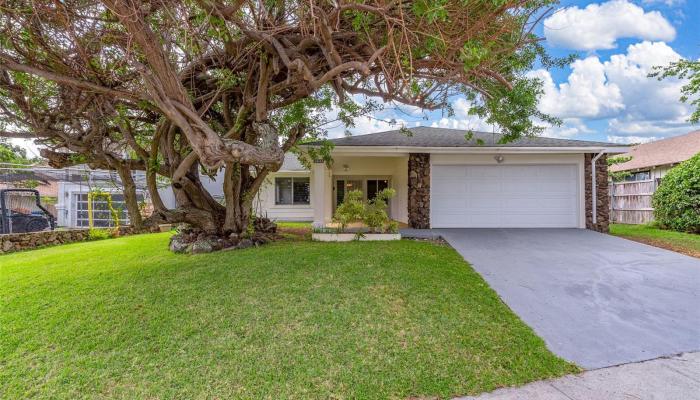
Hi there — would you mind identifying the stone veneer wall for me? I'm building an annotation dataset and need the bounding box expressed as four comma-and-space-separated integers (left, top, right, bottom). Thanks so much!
584, 153, 610, 232
0, 225, 156, 254
408, 153, 430, 229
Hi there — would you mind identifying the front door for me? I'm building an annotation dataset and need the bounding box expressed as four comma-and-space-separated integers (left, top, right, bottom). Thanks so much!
366, 179, 389, 201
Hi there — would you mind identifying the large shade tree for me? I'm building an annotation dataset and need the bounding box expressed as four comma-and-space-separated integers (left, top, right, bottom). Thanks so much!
0, 0, 558, 240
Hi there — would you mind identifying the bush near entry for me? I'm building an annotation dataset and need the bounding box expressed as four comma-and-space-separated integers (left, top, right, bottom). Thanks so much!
652, 153, 700, 233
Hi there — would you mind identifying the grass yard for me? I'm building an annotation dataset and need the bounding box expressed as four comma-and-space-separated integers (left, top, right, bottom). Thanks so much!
1, 233, 576, 399
610, 223, 700, 258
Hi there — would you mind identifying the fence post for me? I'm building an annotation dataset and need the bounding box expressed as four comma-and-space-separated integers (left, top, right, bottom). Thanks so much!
610, 181, 615, 223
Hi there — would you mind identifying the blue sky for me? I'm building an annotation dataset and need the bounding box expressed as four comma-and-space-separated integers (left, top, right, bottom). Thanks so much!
333, 0, 700, 144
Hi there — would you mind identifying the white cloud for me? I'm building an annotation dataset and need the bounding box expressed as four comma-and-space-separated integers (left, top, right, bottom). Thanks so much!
642, 0, 685, 6
529, 57, 624, 119
544, 0, 676, 50
606, 135, 659, 144
532, 41, 691, 141
542, 119, 594, 139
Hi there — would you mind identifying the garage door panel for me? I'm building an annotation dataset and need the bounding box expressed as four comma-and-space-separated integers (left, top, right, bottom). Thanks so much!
435, 165, 468, 177
466, 180, 501, 193
431, 164, 579, 228
432, 179, 466, 193
466, 166, 502, 178
432, 198, 468, 211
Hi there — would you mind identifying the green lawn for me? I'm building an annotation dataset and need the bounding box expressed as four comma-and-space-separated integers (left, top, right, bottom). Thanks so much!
1, 233, 576, 399
610, 223, 700, 258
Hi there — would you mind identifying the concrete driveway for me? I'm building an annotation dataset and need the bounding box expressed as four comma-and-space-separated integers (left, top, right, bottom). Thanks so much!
435, 228, 700, 369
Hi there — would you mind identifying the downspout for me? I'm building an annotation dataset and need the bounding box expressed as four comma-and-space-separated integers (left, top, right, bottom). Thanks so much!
591, 150, 606, 225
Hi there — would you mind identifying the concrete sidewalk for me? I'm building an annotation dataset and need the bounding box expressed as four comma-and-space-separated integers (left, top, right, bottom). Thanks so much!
456, 352, 700, 400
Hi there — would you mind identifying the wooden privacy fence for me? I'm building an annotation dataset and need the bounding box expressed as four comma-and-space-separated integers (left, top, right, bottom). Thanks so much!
609, 179, 658, 224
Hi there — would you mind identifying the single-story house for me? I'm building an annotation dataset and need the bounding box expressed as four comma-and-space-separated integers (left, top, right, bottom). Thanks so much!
159, 127, 628, 231
609, 130, 700, 182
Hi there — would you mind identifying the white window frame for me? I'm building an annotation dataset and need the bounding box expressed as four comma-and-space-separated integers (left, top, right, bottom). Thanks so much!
274, 177, 310, 205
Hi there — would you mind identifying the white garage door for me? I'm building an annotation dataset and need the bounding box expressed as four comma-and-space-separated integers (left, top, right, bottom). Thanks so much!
431, 164, 579, 228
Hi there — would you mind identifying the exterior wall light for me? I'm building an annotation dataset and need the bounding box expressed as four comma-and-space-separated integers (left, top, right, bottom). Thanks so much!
494, 155, 505, 163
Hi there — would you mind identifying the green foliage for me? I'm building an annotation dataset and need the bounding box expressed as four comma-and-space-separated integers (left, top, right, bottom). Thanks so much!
88, 228, 113, 241
650, 60, 700, 124
607, 155, 633, 182
460, 40, 490, 71
363, 188, 397, 233
333, 188, 397, 233
333, 189, 365, 231
89, 190, 122, 229
467, 77, 561, 141
652, 154, 700, 233
0, 141, 33, 164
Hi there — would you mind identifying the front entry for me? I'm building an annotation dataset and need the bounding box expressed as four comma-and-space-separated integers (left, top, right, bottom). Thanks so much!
334, 178, 390, 207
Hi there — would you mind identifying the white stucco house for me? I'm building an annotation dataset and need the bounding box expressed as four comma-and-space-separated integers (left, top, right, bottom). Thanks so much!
160, 127, 627, 231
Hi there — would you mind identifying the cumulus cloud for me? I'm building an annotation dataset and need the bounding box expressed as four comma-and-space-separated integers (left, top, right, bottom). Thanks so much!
429, 98, 493, 131
544, 0, 675, 51
642, 0, 685, 6
528, 57, 624, 119
606, 135, 659, 144
541, 119, 594, 139
532, 41, 690, 141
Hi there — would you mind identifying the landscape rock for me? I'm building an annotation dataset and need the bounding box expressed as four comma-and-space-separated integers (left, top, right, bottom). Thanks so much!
237, 238, 253, 249
191, 237, 216, 254
169, 234, 191, 253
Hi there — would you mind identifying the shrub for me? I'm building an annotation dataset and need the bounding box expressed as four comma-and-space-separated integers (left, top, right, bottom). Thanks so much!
363, 188, 396, 233
652, 153, 700, 233
332, 188, 397, 233
333, 190, 365, 231
88, 228, 112, 241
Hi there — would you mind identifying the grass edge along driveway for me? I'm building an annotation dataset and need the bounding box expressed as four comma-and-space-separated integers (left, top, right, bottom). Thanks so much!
1, 233, 577, 399
610, 223, 700, 258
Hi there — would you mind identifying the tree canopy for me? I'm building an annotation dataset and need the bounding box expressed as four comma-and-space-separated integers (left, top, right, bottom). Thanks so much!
0, 0, 559, 238
651, 59, 700, 124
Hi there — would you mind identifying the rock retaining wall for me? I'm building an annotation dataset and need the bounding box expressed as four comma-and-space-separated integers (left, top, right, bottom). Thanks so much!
0, 229, 90, 254
0, 226, 157, 254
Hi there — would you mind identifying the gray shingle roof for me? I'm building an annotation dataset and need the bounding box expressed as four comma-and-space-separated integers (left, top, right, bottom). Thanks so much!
610, 130, 700, 172
312, 127, 625, 148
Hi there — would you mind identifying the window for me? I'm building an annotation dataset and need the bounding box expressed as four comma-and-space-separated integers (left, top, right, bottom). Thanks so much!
624, 171, 651, 182
366, 179, 389, 201
275, 177, 310, 205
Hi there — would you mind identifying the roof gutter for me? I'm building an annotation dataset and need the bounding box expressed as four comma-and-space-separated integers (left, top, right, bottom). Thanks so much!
591, 150, 606, 225
300, 145, 630, 155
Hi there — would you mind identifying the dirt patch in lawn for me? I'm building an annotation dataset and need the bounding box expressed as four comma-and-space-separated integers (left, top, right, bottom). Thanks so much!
615, 235, 700, 259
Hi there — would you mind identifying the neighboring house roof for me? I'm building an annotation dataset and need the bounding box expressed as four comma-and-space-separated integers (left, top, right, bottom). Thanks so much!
312, 127, 626, 148
610, 130, 700, 172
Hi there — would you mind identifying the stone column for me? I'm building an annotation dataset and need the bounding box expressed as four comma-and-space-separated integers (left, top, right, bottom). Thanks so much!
408, 153, 430, 229
584, 153, 610, 232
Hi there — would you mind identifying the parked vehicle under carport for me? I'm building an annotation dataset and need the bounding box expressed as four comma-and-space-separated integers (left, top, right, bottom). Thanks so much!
0, 189, 55, 234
